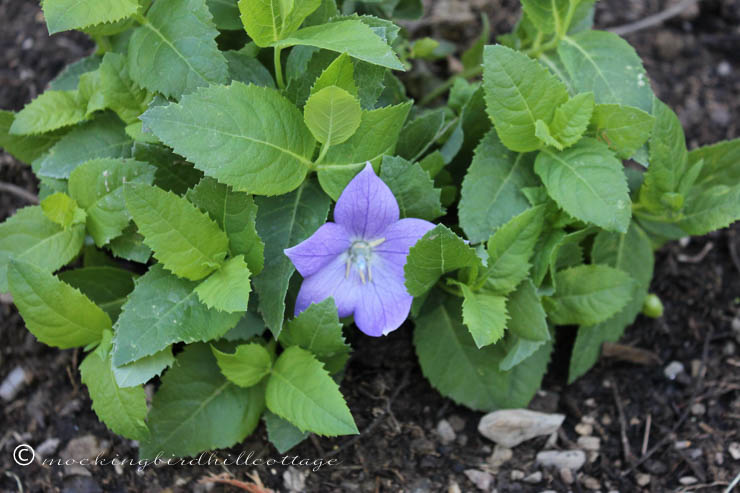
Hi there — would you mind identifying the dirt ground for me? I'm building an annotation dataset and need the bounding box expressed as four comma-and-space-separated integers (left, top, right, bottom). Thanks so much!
1, 0, 738, 492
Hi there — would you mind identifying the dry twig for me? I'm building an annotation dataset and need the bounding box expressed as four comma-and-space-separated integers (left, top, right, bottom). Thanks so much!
197, 472, 274, 493
0, 182, 38, 204
622, 325, 713, 476
608, 0, 699, 36
611, 380, 635, 464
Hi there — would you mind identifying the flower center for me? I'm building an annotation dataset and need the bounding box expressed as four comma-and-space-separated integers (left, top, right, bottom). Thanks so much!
345, 238, 385, 284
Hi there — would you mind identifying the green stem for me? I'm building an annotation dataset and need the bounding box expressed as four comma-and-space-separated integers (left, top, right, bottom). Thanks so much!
313, 141, 330, 167
274, 47, 285, 90
132, 12, 148, 25
419, 65, 483, 106
438, 282, 463, 298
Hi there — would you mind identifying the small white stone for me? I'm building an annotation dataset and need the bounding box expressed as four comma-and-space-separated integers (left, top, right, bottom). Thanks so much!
36, 438, 60, 459
523, 471, 542, 484
559, 467, 574, 485
690, 403, 706, 416
582, 475, 600, 490
510, 470, 525, 481
718, 61, 732, 76
728, 442, 740, 460
577, 436, 601, 451
536, 450, 586, 471
0, 366, 29, 402
487, 445, 513, 468
636, 473, 651, 486
478, 409, 565, 447
464, 469, 493, 491
679, 476, 698, 486
675, 440, 691, 450
575, 423, 593, 436
283, 467, 308, 492
436, 419, 456, 445
664, 361, 685, 380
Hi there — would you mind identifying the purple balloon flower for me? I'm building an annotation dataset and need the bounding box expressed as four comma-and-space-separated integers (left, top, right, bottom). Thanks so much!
284, 163, 435, 337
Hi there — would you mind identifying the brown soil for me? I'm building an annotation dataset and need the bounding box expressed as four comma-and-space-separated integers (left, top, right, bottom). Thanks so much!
1, 1, 738, 492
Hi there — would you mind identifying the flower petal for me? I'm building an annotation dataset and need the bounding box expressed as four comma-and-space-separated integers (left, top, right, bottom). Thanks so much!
294, 254, 363, 318
374, 218, 436, 270
353, 257, 412, 337
284, 222, 351, 277
333, 162, 400, 239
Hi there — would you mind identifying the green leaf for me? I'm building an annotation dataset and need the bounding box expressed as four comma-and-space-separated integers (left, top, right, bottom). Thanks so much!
224, 50, 276, 88
140, 343, 264, 459
132, 142, 204, 195
482, 44, 568, 152
520, 0, 569, 34
506, 279, 550, 341
212, 343, 272, 387
207, 0, 242, 30
499, 336, 545, 371
274, 19, 404, 71
264, 411, 309, 454
112, 264, 241, 366
639, 99, 689, 212
9, 90, 86, 135
316, 101, 411, 200
253, 180, 330, 337
112, 347, 175, 388
459, 129, 538, 243
677, 184, 740, 235
8, 260, 109, 348
187, 177, 264, 274
535, 138, 631, 232
58, 266, 136, 321
484, 206, 545, 294
591, 103, 655, 159
414, 293, 551, 411
304, 86, 362, 146
592, 221, 654, 289
40, 192, 86, 229
195, 255, 251, 312
80, 330, 149, 440
125, 183, 229, 281
266, 346, 358, 436
396, 109, 446, 162
569, 222, 652, 382
0, 206, 85, 293
109, 224, 152, 263
69, 158, 156, 246
37, 113, 132, 179
142, 82, 315, 196
98, 52, 149, 124
0, 110, 60, 164
558, 31, 653, 112
49, 55, 102, 91
404, 225, 482, 297
546, 92, 595, 149
535, 120, 562, 150
42, 0, 139, 34
128, 0, 228, 98
462, 14, 490, 70
239, 0, 321, 46
311, 53, 358, 96
279, 298, 350, 373
544, 264, 635, 326
568, 291, 643, 383
379, 156, 444, 221
459, 284, 508, 348
689, 138, 740, 188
